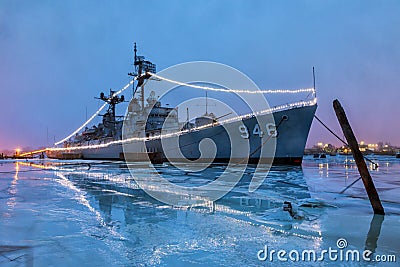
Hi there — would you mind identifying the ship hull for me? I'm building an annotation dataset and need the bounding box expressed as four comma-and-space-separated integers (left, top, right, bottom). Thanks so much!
46, 144, 124, 160
146, 105, 317, 165
47, 105, 317, 165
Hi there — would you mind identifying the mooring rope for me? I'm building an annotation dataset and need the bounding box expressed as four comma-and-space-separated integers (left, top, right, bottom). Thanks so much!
339, 176, 362, 194
313, 115, 379, 168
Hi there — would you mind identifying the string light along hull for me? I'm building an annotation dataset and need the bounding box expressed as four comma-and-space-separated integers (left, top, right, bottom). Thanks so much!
147, 104, 316, 165
47, 103, 316, 165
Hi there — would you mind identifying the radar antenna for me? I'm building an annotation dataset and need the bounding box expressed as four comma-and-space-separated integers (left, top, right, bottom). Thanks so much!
128, 42, 156, 110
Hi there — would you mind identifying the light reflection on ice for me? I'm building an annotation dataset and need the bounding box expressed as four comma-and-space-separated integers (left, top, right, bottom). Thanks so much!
0, 156, 399, 266
54, 171, 126, 241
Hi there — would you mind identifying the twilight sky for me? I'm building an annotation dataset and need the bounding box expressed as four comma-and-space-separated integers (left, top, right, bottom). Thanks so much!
1, 0, 399, 151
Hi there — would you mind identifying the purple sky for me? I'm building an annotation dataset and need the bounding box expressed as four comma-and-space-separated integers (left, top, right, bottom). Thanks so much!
1, 1, 399, 151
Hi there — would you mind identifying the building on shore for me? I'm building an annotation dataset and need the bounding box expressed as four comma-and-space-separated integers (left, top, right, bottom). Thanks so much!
305, 141, 399, 156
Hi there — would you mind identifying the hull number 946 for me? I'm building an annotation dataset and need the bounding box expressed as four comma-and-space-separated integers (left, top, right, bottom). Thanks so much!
239, 123, 278, 139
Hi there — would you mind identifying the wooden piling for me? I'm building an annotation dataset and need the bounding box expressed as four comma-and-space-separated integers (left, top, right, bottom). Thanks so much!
333, 99, 384, 215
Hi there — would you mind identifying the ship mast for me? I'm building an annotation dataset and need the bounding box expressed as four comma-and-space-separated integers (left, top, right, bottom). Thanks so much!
312, 66, 317, 98
98, 89, 125, 135
205, 90, 208, 115
98, 90, 125, 119
128, 42, 156, 110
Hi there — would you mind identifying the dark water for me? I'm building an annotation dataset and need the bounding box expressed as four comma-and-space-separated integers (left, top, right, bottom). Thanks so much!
0, 156, 399, 266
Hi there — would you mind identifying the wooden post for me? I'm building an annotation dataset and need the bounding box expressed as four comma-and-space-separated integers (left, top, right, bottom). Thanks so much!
333, 99, 384, 215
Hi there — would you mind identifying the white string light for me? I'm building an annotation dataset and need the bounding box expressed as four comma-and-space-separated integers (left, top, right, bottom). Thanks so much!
54, 79, 135, 146
148, 72, 315, 94
47, 97, 317, 152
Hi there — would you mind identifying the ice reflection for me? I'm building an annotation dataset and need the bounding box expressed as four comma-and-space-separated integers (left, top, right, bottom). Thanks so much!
53, 171, 125, 240
6, 162, 20, 210
365, 214, 384, 253
7, 158, 398, 266
303, 155, 400, 205
47, 162, 326, 250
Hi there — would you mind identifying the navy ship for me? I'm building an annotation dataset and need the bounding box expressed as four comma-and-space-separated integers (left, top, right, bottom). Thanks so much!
46, 44, 317, 165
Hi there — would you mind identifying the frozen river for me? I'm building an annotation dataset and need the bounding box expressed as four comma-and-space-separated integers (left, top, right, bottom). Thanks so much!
0, 155, 399, 266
